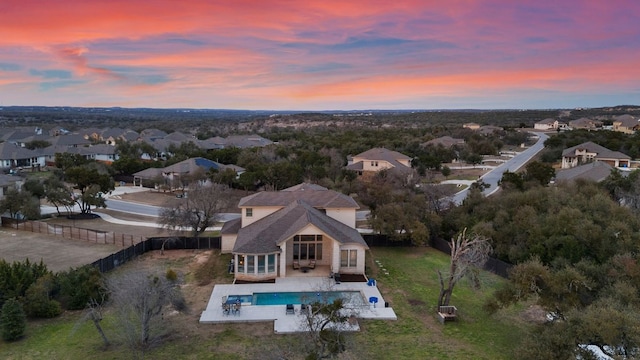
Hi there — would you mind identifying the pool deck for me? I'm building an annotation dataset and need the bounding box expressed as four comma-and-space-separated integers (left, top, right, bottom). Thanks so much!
199, 277, 397, 333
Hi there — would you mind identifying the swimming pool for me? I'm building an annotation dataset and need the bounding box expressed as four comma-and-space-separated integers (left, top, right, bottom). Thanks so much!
252, 291, 366, 306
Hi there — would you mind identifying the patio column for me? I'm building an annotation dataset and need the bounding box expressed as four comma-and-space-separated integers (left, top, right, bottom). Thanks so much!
279, 243, 287, 277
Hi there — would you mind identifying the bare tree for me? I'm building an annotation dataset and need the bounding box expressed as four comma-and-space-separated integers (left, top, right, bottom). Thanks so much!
298, 280, 360, 359
107, 270, 184, 356
73, 298, 110, 347
157, 183, 231, 237
437, 228, 492, 307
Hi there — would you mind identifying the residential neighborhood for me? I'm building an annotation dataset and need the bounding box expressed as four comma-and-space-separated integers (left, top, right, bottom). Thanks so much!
2, 106, 640, 359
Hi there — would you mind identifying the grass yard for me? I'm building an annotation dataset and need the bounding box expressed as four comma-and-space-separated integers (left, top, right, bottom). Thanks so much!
0, 247, 530, 359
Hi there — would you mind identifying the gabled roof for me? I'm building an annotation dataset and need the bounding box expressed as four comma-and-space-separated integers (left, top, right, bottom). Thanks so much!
139, 128, 167, 139
562, 141, 630, 160
162, 157, 223, 174
613, 114, 638, 128
354, 147, 411, 162
224, 135, 273, 148
164, 131, 192, 142
536, 118, 557, 125
88, 144, 117, 155
0, 142, 38, 160
49, 134, 91, 147
239, 183, 359, 209
555, 162, 616, 183
233, 200, 367, 254
0, 174, 23, 187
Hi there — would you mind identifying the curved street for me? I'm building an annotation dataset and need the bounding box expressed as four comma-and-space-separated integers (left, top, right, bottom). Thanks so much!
452, 132, 549, 205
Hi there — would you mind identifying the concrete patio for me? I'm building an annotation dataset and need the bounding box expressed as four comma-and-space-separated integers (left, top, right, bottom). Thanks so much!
199, 276, 397, 333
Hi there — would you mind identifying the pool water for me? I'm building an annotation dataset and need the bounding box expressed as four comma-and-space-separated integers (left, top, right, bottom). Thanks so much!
226, 295, 253, 304
252, 291, 365, 306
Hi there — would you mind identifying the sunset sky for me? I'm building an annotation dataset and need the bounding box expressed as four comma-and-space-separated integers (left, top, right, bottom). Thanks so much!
1, 1, 639, 110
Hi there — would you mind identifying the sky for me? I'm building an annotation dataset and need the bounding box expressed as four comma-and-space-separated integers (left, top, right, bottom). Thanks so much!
1, 1, 639, 111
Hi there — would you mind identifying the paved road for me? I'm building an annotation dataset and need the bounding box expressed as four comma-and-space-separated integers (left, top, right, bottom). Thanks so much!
452, 132, 549, 205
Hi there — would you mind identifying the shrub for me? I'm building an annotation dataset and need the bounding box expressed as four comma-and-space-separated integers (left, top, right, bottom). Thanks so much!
165, 268, 178, 282
24, 274, 62, 318
57, 266, 106, 310
0, 259, 50, 309
0, 298, 26, 341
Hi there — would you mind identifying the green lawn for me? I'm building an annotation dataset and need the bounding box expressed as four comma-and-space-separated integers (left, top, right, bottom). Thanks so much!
0, 247, 529, 359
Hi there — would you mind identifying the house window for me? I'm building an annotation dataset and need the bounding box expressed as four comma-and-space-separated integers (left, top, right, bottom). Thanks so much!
268, 254, 276, 273
258, 255, 265, 273
246, 208, 253, 217
247, 255, 255, 273
292, 235, 323, 261
340, 250, 357, 268
237, 255, 246, 273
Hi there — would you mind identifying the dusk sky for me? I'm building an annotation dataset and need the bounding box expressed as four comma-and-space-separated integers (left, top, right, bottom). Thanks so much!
1, 1, 639, 110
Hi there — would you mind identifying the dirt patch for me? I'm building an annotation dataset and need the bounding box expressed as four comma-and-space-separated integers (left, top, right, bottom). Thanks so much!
116, 188, 246, 213
408, 299, 426, 306
0, 228, 120, 272
521, 304, 548, 324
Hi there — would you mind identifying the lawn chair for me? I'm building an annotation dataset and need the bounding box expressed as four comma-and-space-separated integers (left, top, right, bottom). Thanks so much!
286, 303, 295, 315
293, 260, 300, 270
222, 303, 230, 316
308, 260, 316, 269
232, 301, 241, 315
300, 304, 309, 315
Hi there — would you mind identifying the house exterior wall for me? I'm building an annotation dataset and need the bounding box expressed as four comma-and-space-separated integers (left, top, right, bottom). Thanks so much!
332, 243, 367, 274
241, 206, 283, 226
325, 208, 356, 228
221, 233, 237, 253
351, 157, 394, 172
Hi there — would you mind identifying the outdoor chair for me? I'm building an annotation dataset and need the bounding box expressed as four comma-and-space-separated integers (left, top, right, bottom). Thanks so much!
308, 260, 316, 269
232, 301, 241, 315
293, 260, 300, 270
286, 303, 295, 315
300, 304, 309, 315
222, 303, 231, 316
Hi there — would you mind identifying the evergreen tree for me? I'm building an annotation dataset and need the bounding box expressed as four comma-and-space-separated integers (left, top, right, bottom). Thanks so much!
0, 298, 26, 341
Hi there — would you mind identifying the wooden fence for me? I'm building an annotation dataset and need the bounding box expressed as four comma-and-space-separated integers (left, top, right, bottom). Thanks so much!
1, 218, 145, 247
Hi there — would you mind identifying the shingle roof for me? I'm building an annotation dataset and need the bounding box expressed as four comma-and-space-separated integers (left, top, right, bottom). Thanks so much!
613, 114, 639, 128
238, 183, 359, 209
233, 200, 367, 254
0, 142, 38, 160
562, 141, 630, 160
536, 118, 557, 125
555, 161, 616, 183
354, 147, 411, 162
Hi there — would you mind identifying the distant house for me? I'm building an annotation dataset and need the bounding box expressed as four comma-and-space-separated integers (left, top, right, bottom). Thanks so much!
463, 123, 480, 130
222, 135, 273, 148
0, 142, 45, 170
534, 118, 559, 130
568, 118, 602, 130
132, 157, 244, 188
612, 114, 639, 134
561, 142, 631, 169
0, 174, 24, 200
221, 183, 368, 281
478, 125, 503, 135
422, 136, 465, 148
346, 147, 413, 179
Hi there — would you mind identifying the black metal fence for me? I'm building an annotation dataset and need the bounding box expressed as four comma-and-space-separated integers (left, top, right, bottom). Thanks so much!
90, 236, 221, 273
430, 236, 512, 278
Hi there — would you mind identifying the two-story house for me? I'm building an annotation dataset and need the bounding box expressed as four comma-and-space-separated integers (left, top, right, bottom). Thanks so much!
346, 148, 413, 179
220, 183, 368, 282
561, 142, 631, 169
